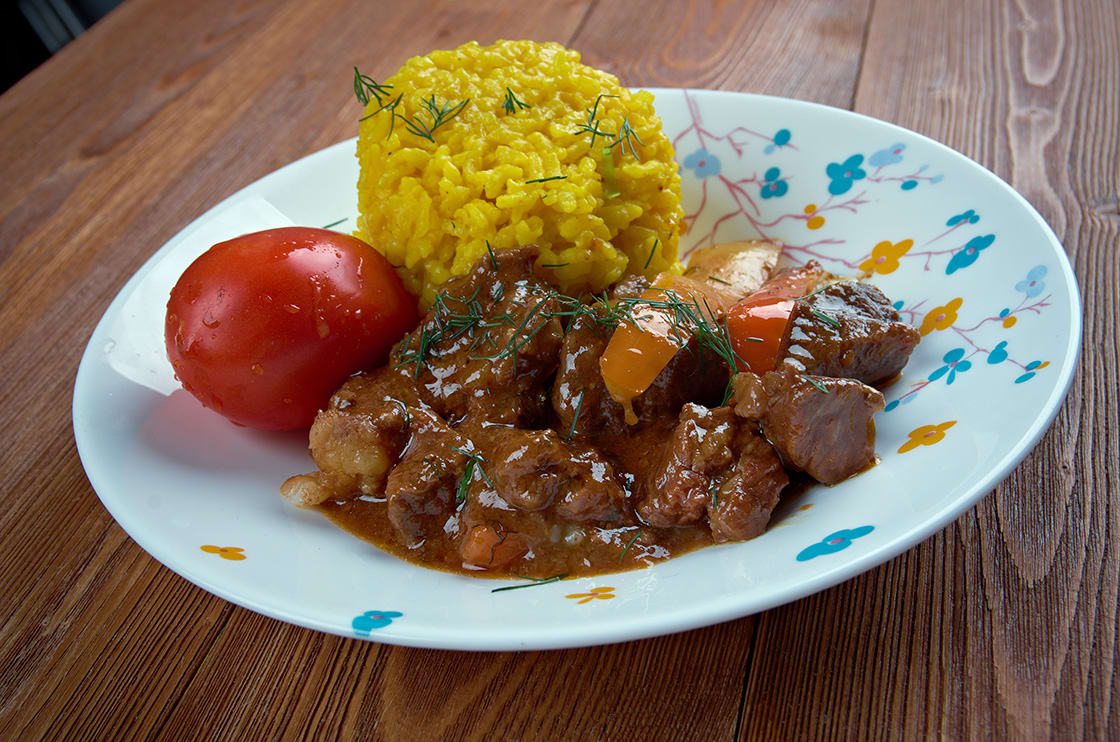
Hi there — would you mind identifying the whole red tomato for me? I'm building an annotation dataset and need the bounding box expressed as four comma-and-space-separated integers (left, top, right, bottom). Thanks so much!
165, 227, 417, 430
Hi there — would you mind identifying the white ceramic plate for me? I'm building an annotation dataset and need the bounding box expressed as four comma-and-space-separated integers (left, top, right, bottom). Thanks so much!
74, 89, 1080, 650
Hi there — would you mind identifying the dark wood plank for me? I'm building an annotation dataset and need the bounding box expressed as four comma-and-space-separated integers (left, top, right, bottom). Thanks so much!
739, 0, 1120, 739
573, 0, 872, 107
0, 0, 1114, 739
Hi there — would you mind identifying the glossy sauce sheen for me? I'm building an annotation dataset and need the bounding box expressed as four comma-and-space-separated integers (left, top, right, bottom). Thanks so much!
316, 421, 714, 578
285, 247, 914, 580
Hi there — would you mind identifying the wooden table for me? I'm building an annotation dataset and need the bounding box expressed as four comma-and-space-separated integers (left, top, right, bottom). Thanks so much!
2, 0, 1116, 738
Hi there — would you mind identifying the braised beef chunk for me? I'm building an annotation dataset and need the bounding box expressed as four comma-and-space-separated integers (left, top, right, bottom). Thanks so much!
483, 427, 626, 522
289, 244, 913, 577
384, 408, 469, 550
637, 404, 787, 541
778, 280, 919, 385
281, 368, 421, 507
552, 304, 728, 439
707, 428, 789, 542
390, 245, 563, 427
732, 368, 885, 484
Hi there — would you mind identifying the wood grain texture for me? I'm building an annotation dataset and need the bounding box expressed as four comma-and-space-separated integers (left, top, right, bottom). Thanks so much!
0, 0, 1115, 740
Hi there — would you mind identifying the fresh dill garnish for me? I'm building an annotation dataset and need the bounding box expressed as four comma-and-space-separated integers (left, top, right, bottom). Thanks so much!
541, 263, 569, 268
566, 390, 585, 440
797, 285, 830, 301
359, 92, 403, 127
468, 293, 553, 366
804, 375, 831, 394
399, 95, 470, 142
609, 117, 644, 159
811, 309, 841, 328
362, 93, 469, 142
618, 530, 644, 562
721, 379, 735, 406
708, 275, 732, 285
450, 445, 492, 503
525, 175, 567, 184
394, 324, 434, 378
456, 459, 475, 503
644, 239, 658, 270
352, 67, 392, 106
502, 87, 531, 114
486, 240, 498, 269
574, 93, 618, 149
391, 398, 410, 431
491, 573, 568, 593
709, 479, 720, 509
322, 217, 347, 229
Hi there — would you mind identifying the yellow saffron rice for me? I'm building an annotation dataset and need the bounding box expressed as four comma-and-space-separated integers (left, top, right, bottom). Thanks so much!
355, 40, 684, 307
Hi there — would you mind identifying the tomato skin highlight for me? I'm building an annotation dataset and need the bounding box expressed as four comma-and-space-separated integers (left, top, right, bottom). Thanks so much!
165, 227, 418, 431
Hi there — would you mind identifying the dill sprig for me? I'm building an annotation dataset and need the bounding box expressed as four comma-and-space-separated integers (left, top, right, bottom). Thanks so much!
322, 217, 347, 229
609, 117, 644, 159
491, 573, 568, 593
400, 95, 470, 142
720, 380, 735, 406
618, 530, 644, 562
486, 240, 498, 270
450, 445, 492, 503
353, 67, 392, 106
804, 375, 832, 394
502, 87, 531, 114
574, 93, 618, 149
811, 309, 841, 328
395, 276, 749, 392
360, 93, 469, 143
566, 391, 585, 440
525, 175, 567, 184
395, 287, 496, 376
644, 239, 658, 270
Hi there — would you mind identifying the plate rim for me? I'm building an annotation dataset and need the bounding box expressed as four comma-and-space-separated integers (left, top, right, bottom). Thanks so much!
72, 88, 1083, 650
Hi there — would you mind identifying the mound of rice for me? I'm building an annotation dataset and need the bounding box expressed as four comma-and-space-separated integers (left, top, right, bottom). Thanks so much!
355, 40, 684, 307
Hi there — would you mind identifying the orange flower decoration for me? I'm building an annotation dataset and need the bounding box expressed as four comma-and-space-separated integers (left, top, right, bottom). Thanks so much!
919, 298, 963, 336
200, 545, 246, 561
566, 586, 615, 604
898, 421, 957, 453
859, 239, 914, 275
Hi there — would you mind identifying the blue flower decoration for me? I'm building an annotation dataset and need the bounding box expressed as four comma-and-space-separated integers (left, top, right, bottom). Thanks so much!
683, 148, 721, 178
760, 167, 788, 199
892, 299, 905, 311
1015, 265, 1047, 297
1015, 360, 1047, 384
763, 128, 792, 154
928, 348, 972, 385
987, 340, 1009, 364
352, 610, 403, 636
825, 155, 866, 195
796, 526, 875, 561
947, 209, 980, 226
945, 233, 996, 275
868, 143, 906, 167
900, 180, 918, 191
883, 394, 916, 412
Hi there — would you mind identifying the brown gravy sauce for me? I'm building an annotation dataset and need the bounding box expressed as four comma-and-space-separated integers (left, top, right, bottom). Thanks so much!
317, 421, 715, 579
